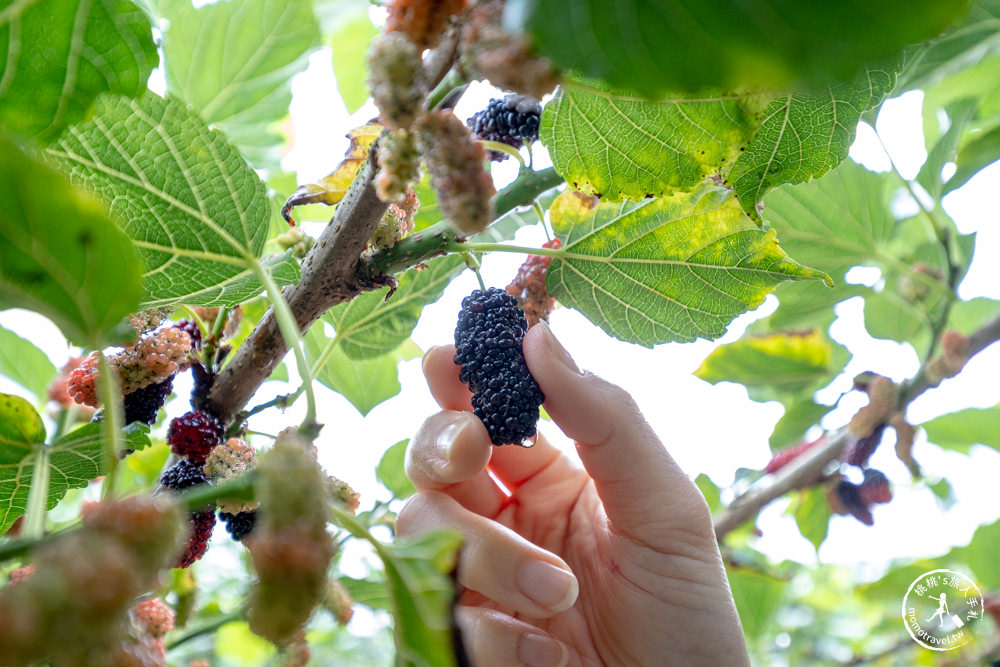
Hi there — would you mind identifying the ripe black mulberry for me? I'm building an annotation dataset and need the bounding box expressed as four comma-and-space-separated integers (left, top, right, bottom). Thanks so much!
160, 458, 210, 491
219, 510, 257, 541
454, 288, 544, 446
123, 376, 174, 425
467, 94, 542, 161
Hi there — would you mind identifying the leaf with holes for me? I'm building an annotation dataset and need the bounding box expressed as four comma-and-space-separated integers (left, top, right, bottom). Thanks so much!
0, 420, 150, 533
326, 256, 464, 360
0, 134, 142, 346
730, 60, 901, 219
545, 186, 829, 345
157, 0, 320, 168
46, 92, 296, 309
541, 80, 769, 201
0, 0, 157, 141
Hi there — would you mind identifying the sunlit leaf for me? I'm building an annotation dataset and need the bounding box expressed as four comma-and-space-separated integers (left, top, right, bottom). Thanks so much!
376, 439, 416, 499
509, 0, 965, 96
946, 123, 1000, 193
331, 8, 378, 113
921, 404, 1000, 453
326, 256, 464, 360
46, 92, 295, 309
769, 399, 831, 451
0, 325, 58, 405
728, 568, 788, 641
157, 0, 320, 169
0, 134, 142, 345
0, 420, 150, 533
339, 576, 392, 612
950, 517, 1000, 589
789, 486, 832, 552
696, 330, 847, 402
731, 61, 901, 219
546, 186, 829, 345
916, 99, 977, 200
0, 0, 157, 140
0, 393, 45, 449
541, 81, 767, 200
694, 473, 721, 514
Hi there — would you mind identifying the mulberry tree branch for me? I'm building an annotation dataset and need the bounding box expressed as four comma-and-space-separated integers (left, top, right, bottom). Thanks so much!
714, 311, 1000, 542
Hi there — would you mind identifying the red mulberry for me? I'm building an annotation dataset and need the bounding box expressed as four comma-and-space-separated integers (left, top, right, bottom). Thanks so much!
67, 354, 101, 408
385, 0, 467, 50
845, 422, 886, 468
505, 238, 560, 327
454, 287, 544, 445
416, 111, 496, 234
368, 33, 426, 131
177, 508, 215, 569
167, 410, 224, 464
859, 468, 892, 505
833, 480, 874, 526
764, 435, 823, 474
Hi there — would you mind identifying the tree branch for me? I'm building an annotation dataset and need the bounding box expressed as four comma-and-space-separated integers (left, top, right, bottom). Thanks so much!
714, 311, 1000, 541
205, 143, 389, 426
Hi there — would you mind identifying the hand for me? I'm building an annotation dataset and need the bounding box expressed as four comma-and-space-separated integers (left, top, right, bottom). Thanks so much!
398, 321, 750, 667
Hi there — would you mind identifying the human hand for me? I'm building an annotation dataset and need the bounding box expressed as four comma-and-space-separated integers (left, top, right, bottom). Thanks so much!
398, 321, 750, 667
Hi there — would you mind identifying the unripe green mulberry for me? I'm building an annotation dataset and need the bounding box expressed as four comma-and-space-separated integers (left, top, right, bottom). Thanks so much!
376, 129, 421, 203
367, 33, 426, 131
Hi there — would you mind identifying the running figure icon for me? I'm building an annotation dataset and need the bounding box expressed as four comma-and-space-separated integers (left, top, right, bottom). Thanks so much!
926, 593, 949, 628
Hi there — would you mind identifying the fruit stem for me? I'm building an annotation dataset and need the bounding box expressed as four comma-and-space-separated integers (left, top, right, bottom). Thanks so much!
477, 140, 526, 168
97, 350, 123, 499
202, 305, 230, 370
247, 259, 319, 437
461, 251, 486, 289
426, 68, 466, 111
449, 242, 565, 258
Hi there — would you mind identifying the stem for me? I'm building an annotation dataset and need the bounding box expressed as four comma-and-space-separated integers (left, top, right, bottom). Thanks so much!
23, 446, 50, 539
202, 305, 230, 369
426, 69, 466, 111
461, 252, 486, 289
248, 260, 318, 435
96, 351, 123, 500
492, 167, 563, 219
478, 140, 526, 168
235, 389, 303, 424
450, 241, 565, 258
179, 471, 257, 510
166, 606, 246, 650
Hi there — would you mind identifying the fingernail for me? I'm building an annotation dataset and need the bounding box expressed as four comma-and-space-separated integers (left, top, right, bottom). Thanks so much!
518, 633, 569, 667
421, 345, 442, 374
434, 415, 469, 465
536, 321, 580, 374
516, 560, 578, 613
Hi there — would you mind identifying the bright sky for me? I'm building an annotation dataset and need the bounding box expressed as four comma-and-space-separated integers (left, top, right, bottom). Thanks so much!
3, 38, 1000, 631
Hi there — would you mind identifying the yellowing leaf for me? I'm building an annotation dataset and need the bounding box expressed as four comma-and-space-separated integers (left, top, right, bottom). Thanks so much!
546, 185, 829, 345
281, 122, 381, 223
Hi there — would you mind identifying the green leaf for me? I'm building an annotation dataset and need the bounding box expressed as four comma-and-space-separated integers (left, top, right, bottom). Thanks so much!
0, 420, 151, 533
379, 530, 462, 667
950, 517, 1000, 589
0, 0, 158, 141
921, 405, 1000, 453
326, 256, 464, 360
331, 8, 377, 113
945, 123, 1000, 193
0, 134, 142, 345
0, 325, 57, 404
730, 61, 901, 219
764, 281, 868, 332
727, 568, 788, 641
509, 0, 965, 96
46, 92, 295, 309
916, 99, 978, 200
762, 160, 897, 281
770, 399, 831, 451
157, 0, 320, 169
0, 393, 45, 449
305, 327, 421, 416
546, 186, 829, 345
376, 439, 416, 500
789, 486, 832, 552
695, 330, 848, 402
540, 81, 767, 201
339, 576, 391, 612
948, 297, 1000, 334
694, 473, 721, 514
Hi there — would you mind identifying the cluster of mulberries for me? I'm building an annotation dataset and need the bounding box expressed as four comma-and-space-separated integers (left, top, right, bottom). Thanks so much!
828, 470, 893, 526
161, 458, 210, 492
459, 0, 560, 100
167, 410, 224, 464
247, 429, 336, 644
123, 376, 174, 425
160, 458, 215, 569
126, 307, 172, 340
204, 437, 259, 514
384, 0, 467, 50
0, 498, 185, 665
275, 227, 317, 258
67, 327, 193, 408
505, 238, 560, 327
117, 596, 175, 666
368, 33, 426, 131
468, 94, 542, 160
376, 130, 421, 203
454, 288, 544, 446
416, 111, 496, 234
763, 435, 823, 474
219, 510, 258, 541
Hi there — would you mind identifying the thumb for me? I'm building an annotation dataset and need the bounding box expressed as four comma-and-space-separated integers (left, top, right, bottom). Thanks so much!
524, 323, 712, 548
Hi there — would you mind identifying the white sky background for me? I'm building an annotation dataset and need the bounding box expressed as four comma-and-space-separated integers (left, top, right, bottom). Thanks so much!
2, 34, 1000, 613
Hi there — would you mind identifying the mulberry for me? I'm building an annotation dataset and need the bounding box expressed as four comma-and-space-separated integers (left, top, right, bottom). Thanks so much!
764, 435, 823, 474
454, 287, 544, 445
174, 320, 202, 349
375, 130, 421, 203
385, 0, 467, 50
123, 376, 174, 425
468, 94, 542, 161
67, 354, 101, 408
367, 33, 426, 131
116, 327, 193, 394
177, 508, 215, 569
132, 598, 174, 638
459, 0, 560, 99
167, 410, 224, 464
416, 111, 495, 234
845, 422, 886, 468
859, 468, 892, 505
833, 480, 874, 526
505, 238, 560, 327
219, 510, 257, 541
160, 458, 210, 491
